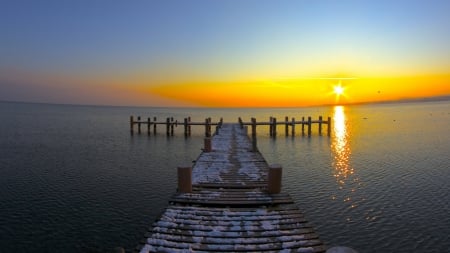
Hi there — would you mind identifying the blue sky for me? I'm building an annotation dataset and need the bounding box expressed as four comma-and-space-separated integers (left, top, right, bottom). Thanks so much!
1, 0, 450, 105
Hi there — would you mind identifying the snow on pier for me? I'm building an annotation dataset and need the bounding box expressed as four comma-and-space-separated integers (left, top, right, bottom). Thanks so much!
137, 124, 326, 252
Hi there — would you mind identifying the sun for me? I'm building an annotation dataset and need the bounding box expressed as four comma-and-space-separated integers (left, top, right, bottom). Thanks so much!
333, 84, 344, 96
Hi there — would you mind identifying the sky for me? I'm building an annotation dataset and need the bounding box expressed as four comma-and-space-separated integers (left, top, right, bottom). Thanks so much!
1, 0, 450, 107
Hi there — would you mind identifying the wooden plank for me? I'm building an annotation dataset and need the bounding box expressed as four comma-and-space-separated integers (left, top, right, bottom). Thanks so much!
138, 124, 326, 253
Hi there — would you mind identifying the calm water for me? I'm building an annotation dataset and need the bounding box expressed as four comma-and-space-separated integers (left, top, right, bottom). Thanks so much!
0, 101, 449, 252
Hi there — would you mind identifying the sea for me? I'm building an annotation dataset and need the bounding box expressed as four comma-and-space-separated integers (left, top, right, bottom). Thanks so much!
0, 100, 449, 253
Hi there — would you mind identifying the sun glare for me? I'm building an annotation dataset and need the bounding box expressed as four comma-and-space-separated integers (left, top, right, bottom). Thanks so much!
334, 84, 344, 95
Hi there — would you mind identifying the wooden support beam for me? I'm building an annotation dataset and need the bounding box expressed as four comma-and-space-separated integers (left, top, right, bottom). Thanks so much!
327, 116, 332, 137
308, 116, 312, 137
137, 116, 141, 134
285, 116, 289, 137
147, 117, 151, 136
268, 164, 282, 194
318, 116, 323, 135
153, 117, 157, 134
251, 117, 257, 152
291, 117, 295, 136
130, 116, 134, 135
177, 165, 192, 193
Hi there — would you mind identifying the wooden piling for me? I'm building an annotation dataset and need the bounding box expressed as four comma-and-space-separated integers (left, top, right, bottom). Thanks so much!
308, 116, 312, 137
130, 116, 134, 135
187, 117, 191, 136
184, 118, 188, 137
251, 117, 257, 152
204, 137, 212, 152
205, 118, 210, 137
319, 116, 323, 135
177, 165, 192, 193
137, 116, 141, 134
170, 117, 174, 136
268, 164, 282, 194
147, 117, 151, 136
301, 117, 305, 135
285, 116, 289, 136
291, 117, 295, 136
327, 116, 332, 137
166, 117, 170, 136
273, 117, 277, 137
153, 117, 157, 134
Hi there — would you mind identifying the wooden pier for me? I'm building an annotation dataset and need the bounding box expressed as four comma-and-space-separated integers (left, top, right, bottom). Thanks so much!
136, 123, 327, 252
130, 116, 331, 137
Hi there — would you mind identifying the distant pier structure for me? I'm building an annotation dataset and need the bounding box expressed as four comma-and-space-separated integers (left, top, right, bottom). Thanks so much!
129, 116, 331, 137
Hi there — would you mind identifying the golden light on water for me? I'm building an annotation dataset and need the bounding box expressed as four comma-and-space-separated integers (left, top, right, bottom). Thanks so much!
332, 106, 352, 180
331, 106, 360, 216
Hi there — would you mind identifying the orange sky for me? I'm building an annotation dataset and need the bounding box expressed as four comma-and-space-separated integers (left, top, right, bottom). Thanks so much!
147, 75, 450, 107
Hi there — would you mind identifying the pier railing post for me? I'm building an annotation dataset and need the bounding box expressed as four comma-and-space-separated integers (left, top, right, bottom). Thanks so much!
273, 117, 277, 137
130, 116, 134, 135
166, 117, 170, 136
268, 164, 282, 194
187, 117, 191, 136
319, 116, 323, 135
184, 118, 188, 137
177, 165, 192, 193
147, 117, 151, 136
285, 116, 289, 136
204, 137, 212, 152
302, 116, 305, 136
291, 117, 295, 136
327, 116, 331, 137
308, 116, 312, 137
251, 117, 257, 152
137, 116, 141, 134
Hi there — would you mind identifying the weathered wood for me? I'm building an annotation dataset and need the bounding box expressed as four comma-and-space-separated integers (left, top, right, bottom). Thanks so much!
285, 116, 289, 136
177, 166, 192, 193
328, 116, 332, 137
137, 116, 141, 134
153, 117, 157, 134
130, 116, 134, 135
268, 164, 282, 194
308, 116, 312, 137
319, 116, 323, 135
292, 117, 295, 136
138, 124, 326, 253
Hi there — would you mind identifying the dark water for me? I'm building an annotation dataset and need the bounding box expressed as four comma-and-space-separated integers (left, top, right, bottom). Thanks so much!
0, 101, 449, 252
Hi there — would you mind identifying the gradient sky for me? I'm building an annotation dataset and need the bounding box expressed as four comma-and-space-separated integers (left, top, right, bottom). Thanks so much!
1, 0, 450, 107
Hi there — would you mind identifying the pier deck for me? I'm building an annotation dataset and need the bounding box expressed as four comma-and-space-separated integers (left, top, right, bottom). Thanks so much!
138, 124, 326, 252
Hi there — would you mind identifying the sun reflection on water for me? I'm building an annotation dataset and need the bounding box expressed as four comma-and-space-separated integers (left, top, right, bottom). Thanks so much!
332, 106, 354, 183
330, 106, 362, 221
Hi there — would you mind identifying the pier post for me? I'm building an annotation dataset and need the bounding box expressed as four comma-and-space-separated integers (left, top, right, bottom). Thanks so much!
268, 164, 282, 194
327, 116, 331, 137
153, 117, 157, 134
301, 117, 305, 136
285, 116, 289, 136
170, 117, 174, 136
177, 165, 192, 193
184, 118, 188, 137
166, 117, 170, 136
147, 117, 151, 136
205, 118, 210, 137
273, 117, 277, 137
308, 116, 312, 137
188, 117, 191, 136
251, 118, 257, 152
137, 116, 141, 134
130, 116, 134, 135
204, 137, 212, 152
291, 117, 295, 136
319, 116, 323, 135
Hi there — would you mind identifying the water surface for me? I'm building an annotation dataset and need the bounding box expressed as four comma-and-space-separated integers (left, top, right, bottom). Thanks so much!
0, 101, 449, 252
